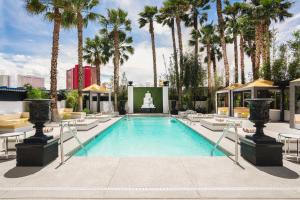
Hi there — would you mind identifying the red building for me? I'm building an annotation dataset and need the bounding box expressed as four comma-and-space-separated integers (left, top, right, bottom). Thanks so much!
66, 65, 97, 89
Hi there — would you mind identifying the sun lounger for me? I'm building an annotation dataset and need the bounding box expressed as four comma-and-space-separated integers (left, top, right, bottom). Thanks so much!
187, 113, 214, 122
74, 119, 99, 131
86, 114, 111, 122
200, 118, 242, 131
295, 115, 300, 129
178, 110, 196, 118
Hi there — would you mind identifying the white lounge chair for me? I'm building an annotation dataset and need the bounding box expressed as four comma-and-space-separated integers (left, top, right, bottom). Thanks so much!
200, 118, 242, 131
178, 110, 196, 118
187, 113, 214, 122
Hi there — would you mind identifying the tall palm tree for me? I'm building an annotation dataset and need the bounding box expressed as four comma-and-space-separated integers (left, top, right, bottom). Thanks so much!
163, 0, 189, 109
66, 0, 99, 111
216, 0, 230, 86
99, 8, 132, 111
138, 6, 158, 87
199, 23, 215, 111
156, 8, 180, 105
184, 0, 210, 66
25, 0, 69, 122
224, 1, 240, 83
248, 0, 292, 80
83, 35, 110, 85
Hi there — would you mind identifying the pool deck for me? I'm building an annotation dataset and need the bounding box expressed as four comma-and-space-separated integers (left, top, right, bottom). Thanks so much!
0, 116, 300, 199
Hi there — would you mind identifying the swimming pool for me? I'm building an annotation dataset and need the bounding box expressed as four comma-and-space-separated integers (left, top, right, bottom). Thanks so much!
74, 117, 227, 157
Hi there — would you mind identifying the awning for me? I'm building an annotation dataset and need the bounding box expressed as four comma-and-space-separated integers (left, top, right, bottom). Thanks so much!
83, 84, 109, 93
238, 79, 275, 90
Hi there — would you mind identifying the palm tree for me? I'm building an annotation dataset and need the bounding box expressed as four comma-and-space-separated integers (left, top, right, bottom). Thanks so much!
99, 8, 132, 111
216, 0, 230, 86
156, 8, 180, 106
83, 35, 110, 85
199, 23, 215, 111
224, 1, 241, 83
66, 0, 99, 111
184, 0, 210, 65
138, 6, 158, 87
163, 0, 189, 109
25, 0, 69, 122
247, 0, 293, 80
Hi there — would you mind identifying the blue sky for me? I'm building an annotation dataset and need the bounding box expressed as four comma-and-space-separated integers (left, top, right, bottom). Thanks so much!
0, 0, 300, 89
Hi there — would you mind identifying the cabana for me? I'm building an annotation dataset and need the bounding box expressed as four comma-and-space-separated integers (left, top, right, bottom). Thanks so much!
215, 83, 243, 117
289, 78, 300, 129
232, 79, 283, 120
83, 84, 110, 113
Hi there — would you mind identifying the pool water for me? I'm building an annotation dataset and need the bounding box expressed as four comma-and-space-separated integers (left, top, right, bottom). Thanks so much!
74, 117, 227, 157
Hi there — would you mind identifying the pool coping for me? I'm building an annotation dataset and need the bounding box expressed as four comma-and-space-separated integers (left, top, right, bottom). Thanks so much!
69, 115, 232, 158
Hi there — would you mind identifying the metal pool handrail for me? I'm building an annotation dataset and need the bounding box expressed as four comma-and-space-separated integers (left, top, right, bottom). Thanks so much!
211, 120, 241, 164
59, 119, 87, 164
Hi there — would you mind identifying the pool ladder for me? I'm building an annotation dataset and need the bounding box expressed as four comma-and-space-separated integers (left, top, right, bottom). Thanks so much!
59, 120, 87, 164
211, 120, 240, 164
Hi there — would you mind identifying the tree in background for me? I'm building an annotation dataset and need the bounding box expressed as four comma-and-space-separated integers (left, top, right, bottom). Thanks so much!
99, 8, 133, 111
65, 0, 99, 111
25, 0, 70, 121
138, 6, 159, 87
163, 0, 189, 109
157, 6, 181, 107
83, 35, 111, 85
216, 0, 230, 86
224, 1, 241, 83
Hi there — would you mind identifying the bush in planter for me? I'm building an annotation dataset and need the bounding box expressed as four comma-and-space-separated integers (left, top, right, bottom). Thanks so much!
83, 108, 92, 114
66, 90, 79, 111
24, 84, 49, 100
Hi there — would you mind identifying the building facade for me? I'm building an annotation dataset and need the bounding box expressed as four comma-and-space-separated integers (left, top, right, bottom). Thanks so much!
0, 75, 10, 87
66, 65, 97, 89
17, 75, 45, 88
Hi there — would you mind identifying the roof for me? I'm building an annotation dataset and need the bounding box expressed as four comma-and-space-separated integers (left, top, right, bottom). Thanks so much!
290, 78, 300, 83
238, 79, 275, 90
0, 86, 26, 92
83, 84, 109, 93
217, 83, 243, 93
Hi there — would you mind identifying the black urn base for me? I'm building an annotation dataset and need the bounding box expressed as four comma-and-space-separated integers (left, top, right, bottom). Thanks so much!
16, 138, 59, 166
240, 137, 283, 166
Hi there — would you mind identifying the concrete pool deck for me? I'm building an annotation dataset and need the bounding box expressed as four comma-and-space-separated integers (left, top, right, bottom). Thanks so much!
0, 116, 300, 199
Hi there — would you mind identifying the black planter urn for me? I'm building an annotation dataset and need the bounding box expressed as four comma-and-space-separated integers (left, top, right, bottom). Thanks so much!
170, 100, 178, 115
119, 100, 127, 115
240, 99, 283, 166
16, 99, 58, 166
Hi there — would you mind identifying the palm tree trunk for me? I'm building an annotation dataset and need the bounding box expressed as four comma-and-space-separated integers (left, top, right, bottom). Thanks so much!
77, 13, 83, 112
251, 52, 256, 81
233, 33, 239, 83
175, 16, 184, 109
254, 23, 262, 80
216, 0, 230, 86
170, 19, 181, 109
95, 60, 101, 85
149, 20, 157, 87
113, 29, 120, 111
50, 8, 61, 122
240, 35, 245, 84
211, 50, 217, 87
193, 10, 199, 66
262, 22, 268, 66
207, 43, 212, 113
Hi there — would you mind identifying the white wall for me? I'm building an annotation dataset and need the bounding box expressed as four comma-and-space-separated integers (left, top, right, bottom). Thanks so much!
128, 86, 134, 113
0, 100, 66, 114
0, 101, 25, 114
163, 86, 169, 113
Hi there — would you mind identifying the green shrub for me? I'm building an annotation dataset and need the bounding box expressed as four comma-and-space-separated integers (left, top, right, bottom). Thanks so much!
66, 90, 79, 111
24, 84, 49, 99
